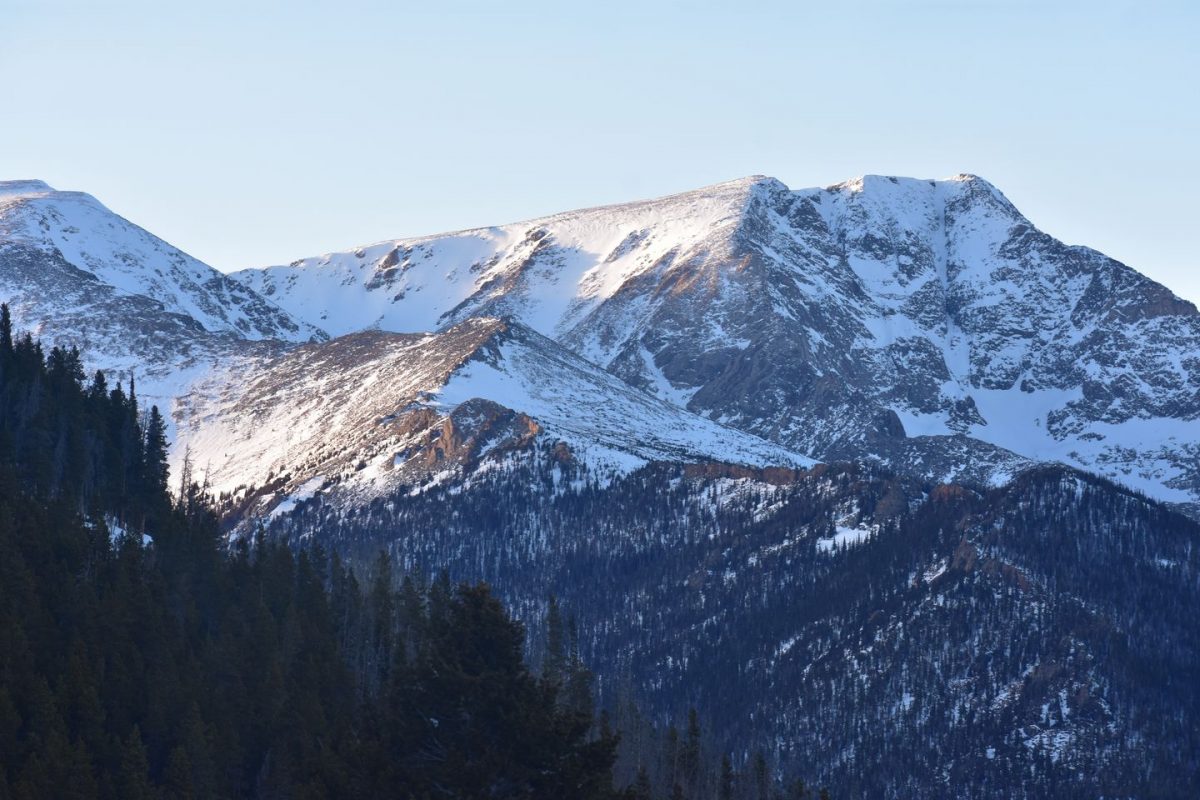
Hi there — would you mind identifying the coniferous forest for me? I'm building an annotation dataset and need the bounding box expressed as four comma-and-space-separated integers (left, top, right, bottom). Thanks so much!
6, 290, 1200, 796
0, 306, 826, 798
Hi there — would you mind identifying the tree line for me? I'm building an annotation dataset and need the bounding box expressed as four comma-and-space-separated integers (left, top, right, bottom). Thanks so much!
0, 304, 829, 798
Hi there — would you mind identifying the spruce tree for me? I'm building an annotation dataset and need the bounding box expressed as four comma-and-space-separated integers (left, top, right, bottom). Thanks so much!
753, 750, 770, 800
0, 304, 11, 355
632, 765, 653, 800
118, 726, 154, 800
719, 753, 734, 800
544, 594, 566, 685
143, 405, 170, 509
564, 615, 595, 719
87, 370, 107, 404
681, 708, 702, 796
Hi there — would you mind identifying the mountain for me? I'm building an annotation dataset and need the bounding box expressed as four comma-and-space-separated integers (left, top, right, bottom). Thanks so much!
182, 316, 808, 519
235, 174, 1200, 515
3, 173, 1199, 795
0, 179, 321, 408
267, 458, 1200, 798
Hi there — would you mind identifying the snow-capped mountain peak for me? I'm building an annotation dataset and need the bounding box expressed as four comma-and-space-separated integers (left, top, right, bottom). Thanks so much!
3, 173, 1197, 516
1, 180, 322, 344
0, 179, 57, 199
229, 173, 1200, 515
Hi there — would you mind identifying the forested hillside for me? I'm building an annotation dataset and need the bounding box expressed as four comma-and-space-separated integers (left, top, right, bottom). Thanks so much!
266, 451, 1200, 797
0, 307, 824, 799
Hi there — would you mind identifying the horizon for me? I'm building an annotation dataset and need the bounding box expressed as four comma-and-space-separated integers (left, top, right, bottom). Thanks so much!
2, 1, 1197, 303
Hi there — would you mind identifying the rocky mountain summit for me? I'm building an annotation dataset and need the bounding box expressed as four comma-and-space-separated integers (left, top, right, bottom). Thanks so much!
234, 173, 1200, 515
0, 179, 321, 411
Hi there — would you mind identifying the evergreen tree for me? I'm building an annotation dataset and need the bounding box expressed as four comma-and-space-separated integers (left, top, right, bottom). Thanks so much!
0, 304, 11, 355
143, 405, 170, 510
564, 615, 596, 719
544, 594, 566, 685
681, 708, 702, 796
752, 750, 770, 800
117, 726, 154, 800
784, 778, 810, 800
0, 316, 838, 800
87, 370, 108, 404
631, 765, 653, 800
718, 753, 734, 800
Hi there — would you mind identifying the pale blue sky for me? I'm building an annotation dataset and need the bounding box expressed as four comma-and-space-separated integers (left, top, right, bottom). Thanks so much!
2, 1, 1197, 302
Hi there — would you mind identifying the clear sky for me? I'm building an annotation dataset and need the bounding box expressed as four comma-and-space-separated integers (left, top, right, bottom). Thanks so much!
2, 0, 1197, 302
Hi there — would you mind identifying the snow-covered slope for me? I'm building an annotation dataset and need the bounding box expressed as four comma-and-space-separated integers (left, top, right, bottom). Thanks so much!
176, 317, 809, 514
0, 179, 322, 415
234, 174, 1200, 512
233, 176, 759, 339
4, 174, 1196, 516
0, 180, 320, 342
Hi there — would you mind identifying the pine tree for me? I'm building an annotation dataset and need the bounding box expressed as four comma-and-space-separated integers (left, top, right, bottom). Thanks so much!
368, 550, 396, 691
164, 745, 195, 800
681, 708, 702, 796
753, 750, 770, 800
0, 304, 11, 355
664, 724, 680, 791
785, 778, 810, 800
143, 405, 170, 509
60, 738, 98, 799
632, 765, 653, 800
719, 754, 734, 800
87, 370, 107, 404
564, 615, 595, 719
544, 595, 566, 685
118, 726, 155, 800
177, 704, 216, 798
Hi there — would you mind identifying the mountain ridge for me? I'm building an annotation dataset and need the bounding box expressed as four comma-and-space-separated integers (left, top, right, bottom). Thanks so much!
178, 315, 811, 521
227, 172, 1200, 516
4, 173, 1200, 795
2, 173, 1196, 517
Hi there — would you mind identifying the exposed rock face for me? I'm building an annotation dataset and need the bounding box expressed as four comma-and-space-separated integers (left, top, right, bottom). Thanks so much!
234, 174, 1200, 514
396, 398, 542, 471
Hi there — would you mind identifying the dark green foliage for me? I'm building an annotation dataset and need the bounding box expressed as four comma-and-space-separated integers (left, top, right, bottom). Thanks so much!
0, 316, 630, 799
0, 304, 162, 528
357, 584, 619, 798
752, 750, 769, 800
0, 303, 12, 354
